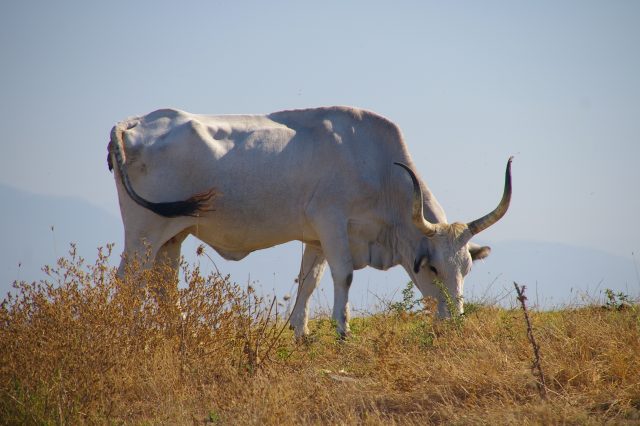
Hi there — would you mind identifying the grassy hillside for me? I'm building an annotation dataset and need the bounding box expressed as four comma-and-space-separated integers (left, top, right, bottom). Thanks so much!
1, 246, 639, 425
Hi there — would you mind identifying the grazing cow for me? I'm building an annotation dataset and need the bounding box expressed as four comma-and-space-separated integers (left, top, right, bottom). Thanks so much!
108, 106, 512, 338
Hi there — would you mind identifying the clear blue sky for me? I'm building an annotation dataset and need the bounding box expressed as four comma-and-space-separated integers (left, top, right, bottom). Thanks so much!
2, 1, 639, 304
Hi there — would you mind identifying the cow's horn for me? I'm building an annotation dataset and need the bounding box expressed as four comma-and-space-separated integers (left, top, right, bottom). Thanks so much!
394, 162, 437, 236
467, 157, 513, 235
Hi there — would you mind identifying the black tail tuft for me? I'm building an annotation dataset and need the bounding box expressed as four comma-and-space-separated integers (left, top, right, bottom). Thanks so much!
145, 189, 216, 218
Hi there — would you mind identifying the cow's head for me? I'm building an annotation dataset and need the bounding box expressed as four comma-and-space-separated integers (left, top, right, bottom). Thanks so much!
395, 158, 512, 316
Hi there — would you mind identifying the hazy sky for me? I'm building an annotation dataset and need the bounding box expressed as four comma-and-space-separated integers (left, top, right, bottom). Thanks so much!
2, 1, 639, 303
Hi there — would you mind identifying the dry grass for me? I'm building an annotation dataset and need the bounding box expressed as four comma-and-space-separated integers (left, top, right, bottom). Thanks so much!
2, 246, 640, 425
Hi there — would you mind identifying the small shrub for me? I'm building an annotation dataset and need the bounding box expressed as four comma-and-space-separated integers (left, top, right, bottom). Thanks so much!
207, 409, 221, 423
433, 278, 465, 330
390, 281, 422, 314
603, 288, 635, 311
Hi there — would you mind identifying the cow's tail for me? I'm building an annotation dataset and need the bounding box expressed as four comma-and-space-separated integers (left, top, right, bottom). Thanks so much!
107, 124, 214, 218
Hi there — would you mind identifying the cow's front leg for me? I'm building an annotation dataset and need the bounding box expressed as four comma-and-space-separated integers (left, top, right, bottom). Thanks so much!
311, 215, 354, 338
290, 244, 327, 339
331, 267, 353, 338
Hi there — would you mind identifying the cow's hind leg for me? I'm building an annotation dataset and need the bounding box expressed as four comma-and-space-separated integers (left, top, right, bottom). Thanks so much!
117, 225, 189, 286
290, 244, 327, 339
152, 229, 190, 298
117, 236, 158, 281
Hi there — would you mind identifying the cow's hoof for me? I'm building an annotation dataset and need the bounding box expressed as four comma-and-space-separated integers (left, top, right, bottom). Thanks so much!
337, 330, 352, 341
294, 333, 317, 345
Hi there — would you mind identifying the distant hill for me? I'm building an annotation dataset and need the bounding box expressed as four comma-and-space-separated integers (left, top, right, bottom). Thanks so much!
0, 184, 123, 296
467, 240, 640, 308
2, 184, 638, 308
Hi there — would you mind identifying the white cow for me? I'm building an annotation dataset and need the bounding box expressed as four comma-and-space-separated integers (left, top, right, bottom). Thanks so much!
108, 106, 512, 338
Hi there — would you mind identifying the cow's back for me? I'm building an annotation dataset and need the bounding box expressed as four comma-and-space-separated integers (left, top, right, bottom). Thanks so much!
118, 106, 408, 201
113, 106, 416, 250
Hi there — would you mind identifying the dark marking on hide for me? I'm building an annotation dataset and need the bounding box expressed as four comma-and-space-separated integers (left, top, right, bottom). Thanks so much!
346, 273, 353, 288
413, 237, 430, 273
107, 141, 114, 171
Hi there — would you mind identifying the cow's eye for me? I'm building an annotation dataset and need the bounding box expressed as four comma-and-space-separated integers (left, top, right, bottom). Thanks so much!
429, 266, 438, 275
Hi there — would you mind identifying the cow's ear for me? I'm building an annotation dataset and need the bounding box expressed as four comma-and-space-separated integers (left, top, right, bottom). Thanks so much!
469, 243, 491, 261
413, 237, 430, 273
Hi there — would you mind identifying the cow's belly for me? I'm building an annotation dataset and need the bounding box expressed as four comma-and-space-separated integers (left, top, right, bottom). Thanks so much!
188, 210, 319, 261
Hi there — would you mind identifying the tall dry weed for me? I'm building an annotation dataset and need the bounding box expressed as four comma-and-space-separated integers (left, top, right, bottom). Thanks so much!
1, 247, 639, 424
0, 245, 288, 424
